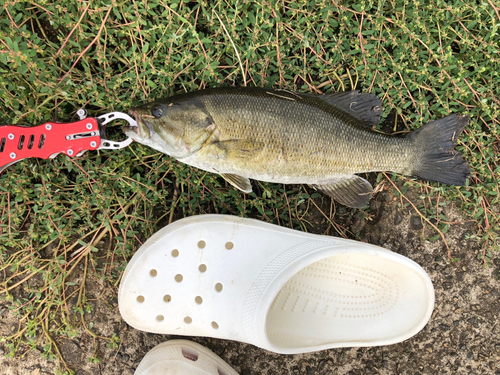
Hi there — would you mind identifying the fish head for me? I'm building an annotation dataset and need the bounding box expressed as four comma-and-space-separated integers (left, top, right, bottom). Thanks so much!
124, 99, 216, 158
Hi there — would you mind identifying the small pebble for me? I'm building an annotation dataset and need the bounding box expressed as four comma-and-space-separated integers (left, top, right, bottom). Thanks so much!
443, 282, 453, 290
410, 216, 423, 230
382, 192, 392, 202
394, 212, 403, 225
440, 324, 450, 331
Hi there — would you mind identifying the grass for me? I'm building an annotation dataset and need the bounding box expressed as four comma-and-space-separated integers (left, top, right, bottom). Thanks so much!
0, 0, 499, 373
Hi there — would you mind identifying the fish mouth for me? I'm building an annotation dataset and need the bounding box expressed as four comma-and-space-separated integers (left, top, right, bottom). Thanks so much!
130, 110, 139, 129
123, 110, 139, 134
124, 110, 152, 139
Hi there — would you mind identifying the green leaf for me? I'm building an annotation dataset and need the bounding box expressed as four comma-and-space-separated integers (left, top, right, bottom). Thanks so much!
146, 79, 157, 89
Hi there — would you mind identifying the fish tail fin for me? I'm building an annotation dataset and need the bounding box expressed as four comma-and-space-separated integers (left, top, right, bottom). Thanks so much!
407, 114, 470, 185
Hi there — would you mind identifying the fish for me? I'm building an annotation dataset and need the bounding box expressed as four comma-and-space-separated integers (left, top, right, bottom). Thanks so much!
124, 87, 470, 208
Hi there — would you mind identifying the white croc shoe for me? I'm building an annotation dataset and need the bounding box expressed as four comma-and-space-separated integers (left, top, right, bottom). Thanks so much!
119, 215, 434, 354
134, 339, 238, 375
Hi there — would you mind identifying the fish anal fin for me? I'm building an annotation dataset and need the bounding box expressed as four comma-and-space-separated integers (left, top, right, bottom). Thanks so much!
319, 91, 382, 127
220, 173, 252, 193
313, 175, 374, 208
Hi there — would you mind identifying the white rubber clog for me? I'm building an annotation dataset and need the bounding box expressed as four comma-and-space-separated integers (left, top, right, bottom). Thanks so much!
134, 339, 238, 375
119, 215, 434, 354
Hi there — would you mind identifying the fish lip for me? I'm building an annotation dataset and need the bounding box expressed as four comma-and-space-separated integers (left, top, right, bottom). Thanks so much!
124, 110, 141, 135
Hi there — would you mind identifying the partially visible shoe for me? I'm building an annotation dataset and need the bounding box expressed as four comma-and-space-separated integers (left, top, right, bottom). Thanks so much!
135, 339, 238, 375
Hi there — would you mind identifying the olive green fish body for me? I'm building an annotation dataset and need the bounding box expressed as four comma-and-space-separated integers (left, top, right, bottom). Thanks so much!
125, 87, 469, 208
191, 90, 413, 181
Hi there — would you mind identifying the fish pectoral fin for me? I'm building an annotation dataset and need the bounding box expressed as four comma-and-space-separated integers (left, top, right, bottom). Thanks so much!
313, 176, 374, 208
211, 140, 265, 159
220, 173, 253, 193
319, 91, 382, 127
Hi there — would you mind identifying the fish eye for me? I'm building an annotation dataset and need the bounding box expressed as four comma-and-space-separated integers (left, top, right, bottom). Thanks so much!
151, 105, 163, 118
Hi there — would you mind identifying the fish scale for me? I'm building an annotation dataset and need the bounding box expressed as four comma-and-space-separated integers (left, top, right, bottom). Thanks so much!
124, 87, 469, 208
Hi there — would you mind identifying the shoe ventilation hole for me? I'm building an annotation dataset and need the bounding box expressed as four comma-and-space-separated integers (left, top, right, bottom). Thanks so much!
218, 366, 229, 375
136, 295, 145, 303
195, 296, 203, 304
156, 315, 164, 322
182, 347, 199, 361
215, 283, 223, 292
163, 294, 171, 302
175, 274, 183, 282
171, 249, 179, 257
225, 241, 234, 250
150, 269, 157, 277
184, 316, 192, 324
198, 240, 206, 249
211, 321, 219, 329
199, 264, 207, 273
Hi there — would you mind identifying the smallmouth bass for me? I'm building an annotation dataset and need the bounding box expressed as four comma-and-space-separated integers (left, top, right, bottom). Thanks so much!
124, 87, 469, 208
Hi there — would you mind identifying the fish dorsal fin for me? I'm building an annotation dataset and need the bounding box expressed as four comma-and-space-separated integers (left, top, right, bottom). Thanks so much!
313, 175, 374, 208
220, 173, 252, 193
318, 91, 382, 127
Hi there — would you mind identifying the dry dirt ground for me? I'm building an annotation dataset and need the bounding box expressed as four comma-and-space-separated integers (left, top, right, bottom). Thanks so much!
1, 187, 499, 375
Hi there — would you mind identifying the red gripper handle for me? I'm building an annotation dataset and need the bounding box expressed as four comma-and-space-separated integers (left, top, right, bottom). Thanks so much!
0, 118, 102, 171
